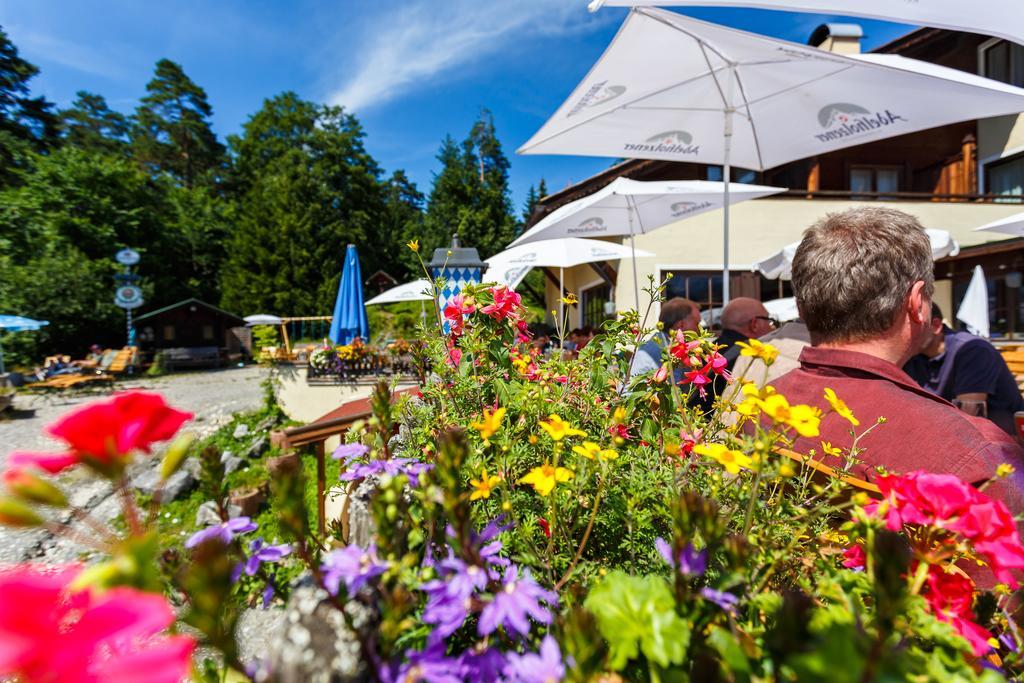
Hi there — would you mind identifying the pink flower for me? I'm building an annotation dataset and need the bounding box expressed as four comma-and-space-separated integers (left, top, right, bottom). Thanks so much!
480, 286, 523, 321
445, 346, 463, 368
707, 352, 731, 380
921, 564, 993, 656
0, 565, 195, 683
444, 295, 475, 334
653, 365, 669, 383
9, 392, 192, 475
841, 544, 866, 569
682, 365, 714, 398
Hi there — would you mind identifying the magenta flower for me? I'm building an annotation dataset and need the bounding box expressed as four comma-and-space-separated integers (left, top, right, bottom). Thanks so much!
321, 543, 389, 597
186, 516, 258, 548
504, 635, 566, 682
655, 537, 707, 577
477, 566, 557, 637
332, 443, 370, 460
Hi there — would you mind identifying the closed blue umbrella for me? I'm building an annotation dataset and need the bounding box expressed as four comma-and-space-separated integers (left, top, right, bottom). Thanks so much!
329, 244, 370, 345
0, 315, 49, 374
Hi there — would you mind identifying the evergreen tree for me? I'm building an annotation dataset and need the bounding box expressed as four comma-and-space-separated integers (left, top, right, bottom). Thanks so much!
0, 27, 58, 183
425, 111, 517, 260
60, 91, 129, 153
132, 59, 224, 187
220, 92, 386, 316
382, 169, 425, 279
520, 177, 548, 232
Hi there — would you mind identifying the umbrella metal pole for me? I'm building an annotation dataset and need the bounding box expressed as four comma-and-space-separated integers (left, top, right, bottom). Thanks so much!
722, 64, 736, 307
627, 198, 641, 313
559, 267, 565, 333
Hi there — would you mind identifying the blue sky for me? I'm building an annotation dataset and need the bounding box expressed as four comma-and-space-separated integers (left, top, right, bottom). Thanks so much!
0, 0, 914, 213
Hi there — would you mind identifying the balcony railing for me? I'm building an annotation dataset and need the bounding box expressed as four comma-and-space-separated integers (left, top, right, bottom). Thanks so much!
776, 189, 1024, 203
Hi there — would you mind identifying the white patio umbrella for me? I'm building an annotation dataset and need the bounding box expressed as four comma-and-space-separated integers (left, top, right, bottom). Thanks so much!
957, 265, 990, 338
243, 314, 284, 327
365, 279, 434, 306
974, 212, 1024, 237
518, 9, 1024, 303
487, 236, 654, 324
754, 228, 961, 280
0, 315, 49, 375
589, 0, 1024, 47
511, 177, 784, 307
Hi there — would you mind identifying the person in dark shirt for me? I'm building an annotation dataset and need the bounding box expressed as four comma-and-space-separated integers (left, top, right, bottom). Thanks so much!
904, 303, 1024, 436
715, 297, 776, 370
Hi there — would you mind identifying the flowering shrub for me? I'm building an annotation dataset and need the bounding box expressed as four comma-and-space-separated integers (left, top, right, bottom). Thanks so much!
3, 273, 1024, 681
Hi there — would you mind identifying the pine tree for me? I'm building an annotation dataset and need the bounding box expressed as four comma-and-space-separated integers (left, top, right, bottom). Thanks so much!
132, 59, 224, 187
60, 91, 129, 153
0, 27, 58, 183
383, 170, 425, 279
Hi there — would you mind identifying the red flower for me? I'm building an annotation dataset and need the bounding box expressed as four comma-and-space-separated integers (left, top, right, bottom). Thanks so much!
0, 565, 195, 682
707, 352, 731, 379
9, 392, 192, 475
445, 346, 463, 368
608, 424, 630, 442
842, 544, 866, 569
537, 518, 551, 538
682, 365, 713, 398
921, 564, 993, 656
480, 286, 523, 321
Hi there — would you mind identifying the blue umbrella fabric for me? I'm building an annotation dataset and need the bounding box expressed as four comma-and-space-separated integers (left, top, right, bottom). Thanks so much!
0, 315, 49, 374
329, 244, 370, 345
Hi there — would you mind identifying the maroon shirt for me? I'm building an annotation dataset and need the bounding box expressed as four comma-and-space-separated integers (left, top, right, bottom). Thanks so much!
772, 346, 1024, 517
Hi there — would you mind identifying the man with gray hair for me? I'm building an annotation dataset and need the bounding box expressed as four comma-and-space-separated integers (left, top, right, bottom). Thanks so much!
771, 206, 1024, 518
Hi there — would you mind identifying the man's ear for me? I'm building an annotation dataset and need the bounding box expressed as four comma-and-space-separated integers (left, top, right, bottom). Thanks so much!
907, 281, 929, 325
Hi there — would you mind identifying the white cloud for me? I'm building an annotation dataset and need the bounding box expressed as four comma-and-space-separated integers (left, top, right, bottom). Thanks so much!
7, 26, 138, 81
326, 0, 607, 112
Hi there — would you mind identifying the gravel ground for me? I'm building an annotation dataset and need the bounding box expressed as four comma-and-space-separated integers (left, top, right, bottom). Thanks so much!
0, 365, 267, 563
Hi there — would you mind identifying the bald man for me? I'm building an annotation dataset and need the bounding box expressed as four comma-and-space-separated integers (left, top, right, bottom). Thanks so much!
716, 297, 776, 372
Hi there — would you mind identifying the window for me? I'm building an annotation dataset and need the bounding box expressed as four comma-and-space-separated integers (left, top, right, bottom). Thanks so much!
202, 325, 215, 341
982, 40, 1024, 87
986, 154, 1024, 199
663, 270, 724, 311
581, 284, 613, 329
162, 325, 175, 341
849, 166, 901, 198
707, 166, 758, 184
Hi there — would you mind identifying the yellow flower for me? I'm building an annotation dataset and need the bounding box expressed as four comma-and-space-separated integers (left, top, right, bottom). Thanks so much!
820, 441, 842, 458
470, 407, 506, 441
693, 443, 753, 475
572, 441, 618, 461
997, 463, 1017, 478
528, 435, 538, 445
736, 339, 779, 366
823, 387, 859, 427
406, 239, 419, 252
538, 414, 586, 442
561, 293, 579, 305
469, 468, 501, 500
612, 406, 627, 425
756, 394, 821, 438
778, 462, 795, 478
519, 464, 573, 496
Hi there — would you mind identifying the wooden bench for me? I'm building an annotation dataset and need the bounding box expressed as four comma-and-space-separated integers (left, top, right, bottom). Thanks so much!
775, 447, 881, 495
162, 346, 221, 370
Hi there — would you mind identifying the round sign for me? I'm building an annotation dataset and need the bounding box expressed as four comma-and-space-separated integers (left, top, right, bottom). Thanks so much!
115, 285, 144, 309
116, 249, 140, 266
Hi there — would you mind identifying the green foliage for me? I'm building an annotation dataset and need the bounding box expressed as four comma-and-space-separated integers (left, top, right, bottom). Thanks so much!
59, 91, 129, 153
585, 571, 691, 670
0, 27, 58, 184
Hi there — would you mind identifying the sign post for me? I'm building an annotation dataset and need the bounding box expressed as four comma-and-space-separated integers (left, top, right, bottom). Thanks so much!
114, 249, 143, 350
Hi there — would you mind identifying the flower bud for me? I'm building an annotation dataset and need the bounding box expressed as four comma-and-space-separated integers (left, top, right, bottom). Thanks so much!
160, 432, 196, 480
0, 497, 43, 527
3, 469, 67, 507
69, 556, 135, 593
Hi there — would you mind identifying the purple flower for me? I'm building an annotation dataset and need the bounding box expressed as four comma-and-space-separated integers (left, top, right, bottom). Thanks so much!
186, 516, 258, 549
321, 543, 389, 596
420, 554, 490, 638
445, 516, 512, 568
244, 538, 293, 576
655, 537, 707, 577
700, 587, 739, 614
460, 646, 506, 681
262, 584, 275, 608
332, 442, 370, 460
1000, 633, 1019, 653
380, 642, 463, 683
504, 635, 566, 683
340, 458, 434, 487
478, 565, 557, 637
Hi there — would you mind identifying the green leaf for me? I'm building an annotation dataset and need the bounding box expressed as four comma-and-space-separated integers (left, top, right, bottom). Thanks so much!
584, 570, 690, 670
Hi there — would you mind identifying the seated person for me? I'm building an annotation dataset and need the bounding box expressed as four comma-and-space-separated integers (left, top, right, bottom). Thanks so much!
733, 319, 810, 385
769, 206, 1024, 517
904, 304, 1024, 436
631, 297, 702, 382
715, 297, 776, 371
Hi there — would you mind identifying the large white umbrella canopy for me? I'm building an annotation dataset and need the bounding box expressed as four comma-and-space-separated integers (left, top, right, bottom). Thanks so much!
519, 9, 1024, 300
365, 279, 434, 306
957, 265, 990, 338
588, 0, 1024, 47
974, 212, 1024, 237
488, 237, 654, 325
754, 228, 961, 280
244, 314, 283, 326
511, 178, 784, 245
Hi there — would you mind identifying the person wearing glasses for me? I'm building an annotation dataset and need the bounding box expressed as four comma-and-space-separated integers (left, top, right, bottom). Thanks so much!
715, 298, 777, 372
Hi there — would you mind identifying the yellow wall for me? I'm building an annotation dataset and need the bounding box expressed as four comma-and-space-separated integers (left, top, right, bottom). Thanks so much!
978, 114, 1024, 165
543, 198, 1024, 319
